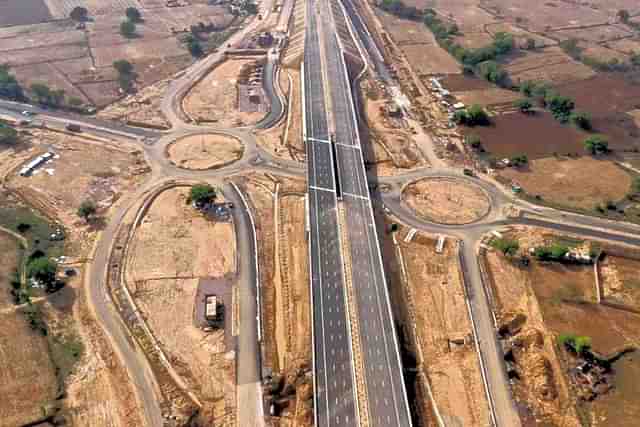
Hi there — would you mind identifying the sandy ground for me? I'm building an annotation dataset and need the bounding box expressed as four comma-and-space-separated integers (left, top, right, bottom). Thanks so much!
499, 156, 632, 210
167, 134, 244, 170
97, 78, 171, 129
183, 58, 266, 127
238, 174, 313, 426
403, 178, 490, 224
398, 230, 490, 426
7, 129, 149, 238
127, 186, 236, 424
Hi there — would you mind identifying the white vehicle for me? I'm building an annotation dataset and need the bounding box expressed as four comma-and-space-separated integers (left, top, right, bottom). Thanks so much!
21, 110, 34, 116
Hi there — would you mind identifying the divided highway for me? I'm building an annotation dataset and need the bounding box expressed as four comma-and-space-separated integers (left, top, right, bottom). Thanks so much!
303, 0, 412, 425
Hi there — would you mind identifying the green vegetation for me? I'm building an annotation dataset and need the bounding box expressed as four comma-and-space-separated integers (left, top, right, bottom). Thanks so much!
453, 104, 490, 126
0, 125, 18, 145
510, 154, 528, 167
119, 20, 137, 38
558, 333, 592, 354
190, 184, 217, 205
617, 9, 630, 23
544, 92, 575, 123
379, 0, 422, 19
560, 37, 637, 72
533, 244, 570, 261
69, 6, 88, 22
583, 135, 609, 155
464, 134, 482, 150
570, 110, 592, 131
26, 257, 57, 288
0, 64, 24, 100
184, 34, 204, 58
491, 237, 520, 256
77, 199, 97, 222
113, 59, 136, 92
125, 7, 142, 22
30, 83, 65, 108
49, 332, 84, 386
514, 98, 533, 114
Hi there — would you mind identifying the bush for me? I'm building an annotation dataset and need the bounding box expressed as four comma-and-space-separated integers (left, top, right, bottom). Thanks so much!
0, 126, 18, 145
514, 98, 533, 114
533, 244, 569, 261
0, 64, 24, 100
113, 60, 136, 92
510, 154, 528, 167
77, 200, 97, 222
190, 184, 217, 205
27, 257, 57, 284
119, 20, 136, 38
491, 238, 520, 256
583, 135, 609, 155
545, 93, 575, 122
125, 7, 142, 22
558, 333, 591, 354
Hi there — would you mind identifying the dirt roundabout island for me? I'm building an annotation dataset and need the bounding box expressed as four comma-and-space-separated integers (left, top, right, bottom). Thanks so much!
403, 177, 491, 225
167, 134, 244, 170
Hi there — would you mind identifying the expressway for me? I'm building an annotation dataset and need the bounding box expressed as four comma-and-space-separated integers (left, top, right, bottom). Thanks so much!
303, 0, 412, 425
302, 0, 359, 424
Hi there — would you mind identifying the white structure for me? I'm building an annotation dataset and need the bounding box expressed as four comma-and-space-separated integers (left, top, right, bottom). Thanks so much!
19, 152, 54, 176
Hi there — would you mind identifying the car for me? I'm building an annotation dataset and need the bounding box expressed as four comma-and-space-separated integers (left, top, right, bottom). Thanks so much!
463, 168, 474, 177
21, 110, 34, 116
65, 123, 81, 132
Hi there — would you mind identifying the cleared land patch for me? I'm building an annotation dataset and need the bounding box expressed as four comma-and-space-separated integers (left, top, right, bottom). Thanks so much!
499, 157, 632, 210
403, 178, 490, 224
167, 134, 244, 170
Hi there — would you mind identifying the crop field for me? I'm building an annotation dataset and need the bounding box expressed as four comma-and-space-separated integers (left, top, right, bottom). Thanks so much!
499, 156, 632, 210
549, 25, 633, 43
0, 2, 236, 107
403, 0, 496, 32
466, 112, 589, 158
505, 47, 595, 86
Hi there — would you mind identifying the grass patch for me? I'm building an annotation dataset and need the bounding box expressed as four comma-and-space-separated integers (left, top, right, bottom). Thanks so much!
48, 331, 84, 390
0, 205, 64, 259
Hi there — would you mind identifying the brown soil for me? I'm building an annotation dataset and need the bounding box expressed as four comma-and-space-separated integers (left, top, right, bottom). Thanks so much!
499, 156, 632, 210
467, 112, 589, 159
7, 129, 149, 226
399, 230, 490, 426
600, 255, 640, 310
127, 186, 236, 424
453, 87, 522, 107
441, 74, 491, 92
97, 78, 171, 129
167, 134, 244, 170
505, 47, 596, 86
0, 232, 58, 427
485, 226, 640, 426
183, 58, 266, 127
403, 178, 490, 224
237, 174, 312, 426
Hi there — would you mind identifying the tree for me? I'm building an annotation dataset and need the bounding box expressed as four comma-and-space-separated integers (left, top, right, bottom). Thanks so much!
570, 111, 592, 130
0, 126, 18, 145
0, 64, 24, 100
491, 237, 519, 256
510, 154, 528, 167
477, 61, 508, 85
190, 184, 217, 206
493, 32, 514, 55
27, 257, 57, 284
515, 98, 533, 114
584, 135, 608, 155
466, 104, 490, 126
70, 6, 88, 22
545, 93, 575, 122
185, 35, 204, 57
113, 59, 134, 75
77, 200, 97, 222
617, 9, 631, 23
125, 7, 142, 22
120, 20, 137, 38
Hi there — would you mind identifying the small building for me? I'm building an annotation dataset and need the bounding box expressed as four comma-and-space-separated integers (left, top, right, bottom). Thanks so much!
19, 152, 54, 176
205, 295, 219, 321
453, 102, 466, 110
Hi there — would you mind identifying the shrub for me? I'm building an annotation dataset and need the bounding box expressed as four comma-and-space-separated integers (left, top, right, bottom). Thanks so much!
491, 237, 520, 256
583, 135, 609, 155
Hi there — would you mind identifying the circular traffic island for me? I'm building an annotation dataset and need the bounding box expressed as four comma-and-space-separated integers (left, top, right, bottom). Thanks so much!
402, 177, 491, 225
167, 133, 244, 170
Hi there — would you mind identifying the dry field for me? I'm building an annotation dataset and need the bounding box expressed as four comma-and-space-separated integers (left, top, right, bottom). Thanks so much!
499, 156, 632, 210
453, 86, 521, 107
580, 43, 630, 63
606, 38, 640, 56
403, 0, 496, 32
167, 134, 244, 170
375, 10, 460, 75
183, 58, 266, 126
485, 227, 640, 426
549, 25, 633, 43
453, 32, 494, 49
599, 253, 640, 311
7, 129, 149, 229
0, 232, 58, 427
127, 186, 236, 424
364, 96, 428, 175
97, 78, 171, 129
0, 2, 236, 106
403, 178, 491, 224
485, 22, 556, 48
397, 229, 490, 426
505, 47, 595, 86
237, 174, 313, 426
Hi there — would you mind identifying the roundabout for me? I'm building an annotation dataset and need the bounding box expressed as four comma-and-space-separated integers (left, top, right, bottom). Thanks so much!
402, 177, 491, 225
166, 133, 244, 170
